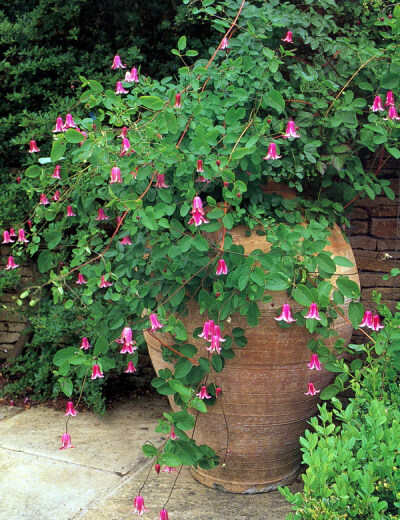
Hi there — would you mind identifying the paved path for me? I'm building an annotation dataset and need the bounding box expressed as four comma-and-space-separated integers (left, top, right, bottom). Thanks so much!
0, 396, 300, 520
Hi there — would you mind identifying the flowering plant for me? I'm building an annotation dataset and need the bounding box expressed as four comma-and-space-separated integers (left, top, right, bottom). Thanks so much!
4, 0, 400, 511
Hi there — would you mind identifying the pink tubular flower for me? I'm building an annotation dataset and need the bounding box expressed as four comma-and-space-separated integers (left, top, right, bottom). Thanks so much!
274, 303, 296, 323
27, 220, 32, 229
18, 228, 29, 244
149, 313, 163, 331
196, 159, 204, 173
5, 256, 19, 270
120, 138, 134, 156
199, 319, 215, 340
110, 167, 122, 184
52, 117, 64, 132
206, 325, 225, 354
196, 385, 212, 399
174, 93, 181, 108
60, 432, 75, 450
307, 353, 322, 370
196, 176, 210, 183
130, 67, 139, 83
118, 327, 137, 353
91, 364, 104, 380
384, 106, 400, 120
305, 382, 320, 396
216, 258, 228, 275
66, 206, 76, 217
371, 314, 384, 331
80, 337, 91, 350
76, 273, 87, 285
124, 70, 133, 82
116, 81, 128, 95
2, 231, 14, 244
95, 208, 109, 221
215, 387, 222, 397
283, 120, 300, 138
159, 509, 169, 520
162, 466, 177, 474
263, 142, 281, 160
120, 236, 132, 246
169, 426, 179, 440
188, 196, 210, 227
39, 193, 50, 205
28, 140, 40, 153
120, 342, 136, 354
9, 228, 16, 237
370, 95, 384, 112
65, 401, 78, 416
154, 173, 169, 188
125, 361, 136, 373
304, 302, 322, 321
282, 30, 293, 43
99, 275, 113, 288
111, 55, 126, 69
360, 310, 373, 328
385, 91, 395, 106
52, 165, 61, 179
52, 190, 61, 202
220, 37, 229, 50
118, 126, 128, 139
155, 463, 161, 474
133, 495, 148, 515
64, 114, 77, 129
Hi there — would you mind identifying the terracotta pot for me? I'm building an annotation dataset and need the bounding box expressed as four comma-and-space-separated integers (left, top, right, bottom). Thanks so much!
144, 184, 360, 493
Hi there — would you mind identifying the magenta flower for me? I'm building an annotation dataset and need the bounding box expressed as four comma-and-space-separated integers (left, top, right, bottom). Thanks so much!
52, 190, 61, 202
52, 117, 64, 132
28, 140, 40, 153
27, 220, 32, 229
60, 432, 75, 450
263, 142, 281, 160
110, 167, 122, 184
206, 325, 226, 354
95, 208, 110, 221
307, 353, 322, 370
384, 106, 400, 120
155, 463, 161, 474
9, 228, 16, 237
370, 95, 384, 112
282, 30, 293, 43
220, 37, 229, 50
99, 275, 113, 288
196, 385, 212, 399
115, 81, 128, 95
154, 173, 169, 188
304, 302, 322, 320
196, 159, 204, 173
2, 231, 14, 244
91, 364, 104, 379
18, 228, 29, 244
274, 303, 296, 323
66, 206, 76, 217
120, 236, 133, 246
5, 256, 19, 270
283, 120, 300, 138
39, 193, 50, 205
360, 310, 373, 328
76, 273, 87, 285
199, 320, 215, 340
371, 314, 384, 331
162, 466, 177, 474
130, 67, 139, 83
133, 495, 148, 515
111, 55, 126, 69
118, 126, 128, 139
159, 509, 169, 520
304, 382, 320, 396
169, 426, 179, 440
196, 175, 210, 183
216, 258, 228, 275
120, 342, 136, 354
124, 70, 133, 82
385, 91, 395, 106
188, 196, 210, 227
149, 313, 163, 331
215, 386, 222, 397
65, 401, 78, 416
174, 93, 181, 108
64, 114, 77, 129
80, 337, 91, 350
120, 138, 134, 156
52, 165, 61, 179
125, 361, 136, 373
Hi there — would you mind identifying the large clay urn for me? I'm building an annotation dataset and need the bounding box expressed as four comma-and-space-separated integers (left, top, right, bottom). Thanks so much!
144, 184, 359, 493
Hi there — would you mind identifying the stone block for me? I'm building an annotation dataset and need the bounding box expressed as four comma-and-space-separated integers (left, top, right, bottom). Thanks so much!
350, 207, 369, 219
349, 236, 377, 250
371, 218, 399, 238
349, 220, 368, 234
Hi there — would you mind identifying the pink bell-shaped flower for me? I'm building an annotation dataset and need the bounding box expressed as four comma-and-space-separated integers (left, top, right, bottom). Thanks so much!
76, 273, 87, 285
307, 354, 322, 370
52, 190, 61, 202
199, 319, 215, 340
282, 30, 293, 43
188, 196, 210, 227
111, 55, 126, 69
196, 385, 212, 399
120, 342, 136, 354
274, 303, 296, 323
149, 313, 163, 331
60, 432, 75, 450
65, 401, 78, 416
95, 208, 109, 221
80, 337, 91, 350
174, 93, 181, 108
360, 310, 373, 328
39, 193, 50, 205
216, 258, 228, 275
283, 120, 300, 138
120, 236, 133, 246
110, 167, 122, 184
28, 140, 40, 153
384, 106, 400, 120
304, 382, 320, 396
169, 426, 179, 440
118, 126, 128, 139
159, 509, 169, 520
133, 495, 148, 515
220, 37, 229, 50
196, 159, 204, 173
263, 142, 281, 160
91, 364, 104, 379
206, 325, 225, 354
18, 228, 29, 244
64, 114, 77, 130
162, 466, 177, 474
52, 117, 64, 132
130, 67, 139, 83
66, 206, 76, 217
304, 302, 322, 320
120, 138, 134, 156
154, 173, 169, 188
9, 228, 17, 237
125, 361, 136, 373
27, 220, 33, 229
99, 275, 113, 288
385, 91, 395, 106
155, 463, 161, 474
2, 231, 14, 244
370, 95, 384, 112
52, 165, 61, 179
371, 314, 384, 331
115, 81, 129, 95
124, 70, 133, 82
5, 256, 19, 270
215, 387, 222, 397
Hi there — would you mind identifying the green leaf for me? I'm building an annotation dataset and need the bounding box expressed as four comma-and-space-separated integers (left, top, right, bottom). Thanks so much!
162, 453, 181, 467
246, 301, 260, 327
336, 277, 360, 299
320, 384, 341, 400
177, 36, 187, 51
59, 377, 73, 397
212, 354, 224, 372
44, 230, 62, 250
94, 336, 109, 356
333, 256, 354, 268
53, 347, 77, 367
265, 273, 291, 290
65, 129, 85, 143
198, 357, 210, 373
50, 140, 67, 162
316, 253, 336, 276
174, 358, 193, 378
192, 234, 209, 251
138, 96, 164, 111
37, 250, 54, 273
231, 147, 251, 161
25, 165, 42, 178
142, 444, 159, 457
265, 89, 285, 113
348, 301, 364, 329
292, 285, 314, 306
381, 72, 399, 90
222, 213, 234, 229
172, 410, 195, 430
